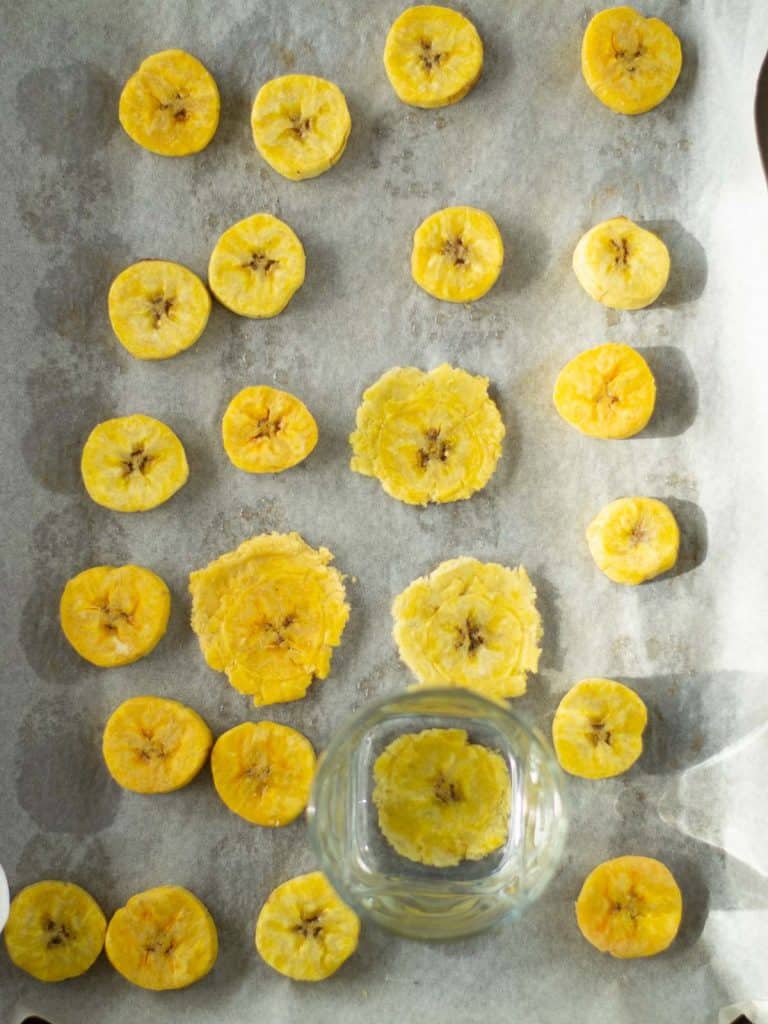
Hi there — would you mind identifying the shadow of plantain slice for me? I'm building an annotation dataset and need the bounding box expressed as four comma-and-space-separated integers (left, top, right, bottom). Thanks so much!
637, 346, 699, 438
661, 496, 708, 578
640, 218, 708, 308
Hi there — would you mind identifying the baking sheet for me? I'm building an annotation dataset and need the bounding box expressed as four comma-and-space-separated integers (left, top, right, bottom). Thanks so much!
1, 1, 768, 1021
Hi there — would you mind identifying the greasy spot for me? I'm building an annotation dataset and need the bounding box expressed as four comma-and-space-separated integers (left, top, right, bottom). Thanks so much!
16, 699, 122, 834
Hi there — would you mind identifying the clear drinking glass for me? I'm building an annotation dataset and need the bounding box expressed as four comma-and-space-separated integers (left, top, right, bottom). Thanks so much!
307, 688, 568, 940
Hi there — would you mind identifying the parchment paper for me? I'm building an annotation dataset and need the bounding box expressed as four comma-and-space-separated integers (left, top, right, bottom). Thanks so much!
1, 2, 767, 1022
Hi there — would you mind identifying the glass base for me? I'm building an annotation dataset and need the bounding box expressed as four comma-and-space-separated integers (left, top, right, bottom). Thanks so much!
307, 688, 567, 940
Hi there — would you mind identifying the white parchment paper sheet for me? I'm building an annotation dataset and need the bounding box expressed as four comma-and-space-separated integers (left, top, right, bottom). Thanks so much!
1, 1, 767, 1021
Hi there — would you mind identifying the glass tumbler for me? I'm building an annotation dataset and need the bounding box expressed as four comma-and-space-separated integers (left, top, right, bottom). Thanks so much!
307, 687, 568, 940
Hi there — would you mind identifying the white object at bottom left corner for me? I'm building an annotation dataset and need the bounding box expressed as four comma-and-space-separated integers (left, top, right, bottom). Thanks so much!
0, 863, 9, 932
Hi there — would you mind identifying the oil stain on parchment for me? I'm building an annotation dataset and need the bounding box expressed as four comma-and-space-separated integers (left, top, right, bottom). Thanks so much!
15, 62, 119, 163
16, 697, 122, 834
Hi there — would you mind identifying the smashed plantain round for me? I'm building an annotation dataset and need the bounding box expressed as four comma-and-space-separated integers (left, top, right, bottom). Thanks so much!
392, 557, 542, 698
373, 728, 511, 867
350, 364, 504, 505
189, 533, 349, 707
